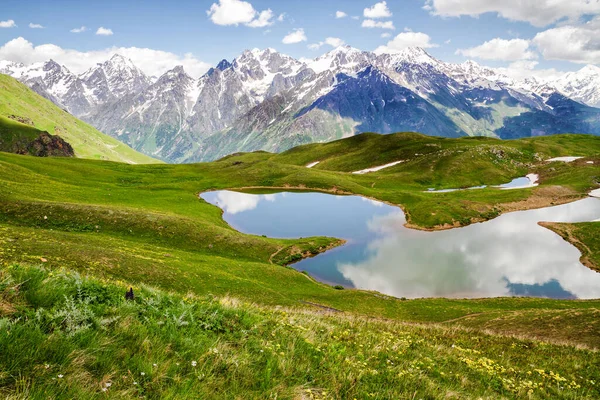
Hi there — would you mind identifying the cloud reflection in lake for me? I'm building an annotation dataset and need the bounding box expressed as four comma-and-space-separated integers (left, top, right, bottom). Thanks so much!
201, 190, 600, 299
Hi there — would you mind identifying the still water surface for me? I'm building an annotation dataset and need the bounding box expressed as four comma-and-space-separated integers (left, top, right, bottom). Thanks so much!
200, 190, 600, 299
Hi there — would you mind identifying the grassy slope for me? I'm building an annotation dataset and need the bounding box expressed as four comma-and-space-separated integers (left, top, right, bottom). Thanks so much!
0, 74, 159, 164
1, 132, 600, 398
0, 116, 41, 153
0, 132, 598, 318
1, 265, 598, 399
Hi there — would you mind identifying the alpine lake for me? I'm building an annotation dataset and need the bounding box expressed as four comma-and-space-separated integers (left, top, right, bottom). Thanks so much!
201, 189, 600, 300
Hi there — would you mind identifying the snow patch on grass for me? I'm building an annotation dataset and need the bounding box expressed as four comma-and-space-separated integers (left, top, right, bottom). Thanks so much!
352, 160, 404, 175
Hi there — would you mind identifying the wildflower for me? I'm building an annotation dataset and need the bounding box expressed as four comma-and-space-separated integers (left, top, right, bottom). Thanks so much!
153, 363, 157, 367
140, 372, 145, 376
133, 382, 138, 385
191, 361, 197, 367
105, 383, 111, 388
44, 364, 50, 369
58, 374, 64, 379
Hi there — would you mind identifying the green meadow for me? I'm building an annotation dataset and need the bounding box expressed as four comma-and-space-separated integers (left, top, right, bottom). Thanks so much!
1, 130, 600, 398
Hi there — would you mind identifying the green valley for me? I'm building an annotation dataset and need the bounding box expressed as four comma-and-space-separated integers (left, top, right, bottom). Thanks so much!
1, 131, 600, 398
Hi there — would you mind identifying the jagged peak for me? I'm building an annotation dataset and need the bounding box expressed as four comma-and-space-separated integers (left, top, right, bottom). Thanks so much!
318, 45, 363, 59
216, 59, 232, 71
105, 53, 138, 70
110, 53, 127, 62
461, 60, 482, 68
155, 65, 193, 83
391, 46, 439, 64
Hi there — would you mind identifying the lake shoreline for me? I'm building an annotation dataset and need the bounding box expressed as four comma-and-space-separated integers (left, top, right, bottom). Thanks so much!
539, 221, 599, 272
199, 184, 590, 232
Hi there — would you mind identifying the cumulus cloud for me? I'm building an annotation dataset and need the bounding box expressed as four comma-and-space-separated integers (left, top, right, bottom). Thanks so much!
207, 0, 274, 28
96, 27, 113, 36
423, 0, 600, 27
282, 28, 307, 44
0, 20, 17, 28
246, 9, 274, 28
499, 60, 562, 81
364, 1, 392, 18
374, 31, 437, 54
29, 23, 44, 29
0, 37, 211, 78
336, 11, 348, 19
362, 19, 395, 30
533, 17, 600, 64
70, 26, 87, 33
308, 37, 345, 50
456, 38, 537, 61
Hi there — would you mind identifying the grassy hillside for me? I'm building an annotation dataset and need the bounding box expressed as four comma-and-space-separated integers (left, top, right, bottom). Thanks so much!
1, 132, 599, 397
0, 74, 159, 164
0, 132, 597, 310
0, 115, 41, 153
1, 264, 599, 399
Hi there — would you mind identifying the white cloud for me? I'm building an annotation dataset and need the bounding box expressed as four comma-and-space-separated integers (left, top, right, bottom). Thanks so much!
29, 23, 44, 29
0, 20, 17, 28
336, 11, 348, 19
424, 0, 600, 27
362, 19, 395, 30
246, 9, 274, 28
374, 31, 438, 54
96, 27, 113, 36
0, 37, 211, 78
277, 13, 286, 22
533, 17, 600, 64
308, 37, 345, 50
499, 60, 562, 81
456, 38, 537, 61
364, 1, 392, 19
282, 28, 307, 44
381, 32, 391, 38
207, 0, 274, 28
70, 26, 87, 33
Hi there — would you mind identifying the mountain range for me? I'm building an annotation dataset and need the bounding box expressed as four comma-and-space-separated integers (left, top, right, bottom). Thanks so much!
2, 46, 600, 163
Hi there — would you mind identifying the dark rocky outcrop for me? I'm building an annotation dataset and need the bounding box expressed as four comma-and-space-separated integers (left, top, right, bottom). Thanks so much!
18, 132, 75, 157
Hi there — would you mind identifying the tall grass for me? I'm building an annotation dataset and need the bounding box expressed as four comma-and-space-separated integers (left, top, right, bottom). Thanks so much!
1, 264, 599, 399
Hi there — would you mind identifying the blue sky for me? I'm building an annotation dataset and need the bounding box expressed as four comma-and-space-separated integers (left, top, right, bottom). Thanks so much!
0, 0, 598, 79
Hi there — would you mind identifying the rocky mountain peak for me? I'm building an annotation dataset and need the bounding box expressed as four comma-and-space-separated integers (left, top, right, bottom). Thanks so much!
155, 65, 193, 86
216, 59, 232, 71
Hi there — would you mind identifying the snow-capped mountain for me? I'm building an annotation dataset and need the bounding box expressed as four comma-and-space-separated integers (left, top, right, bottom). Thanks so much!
1, 54, 152, 116
553, 65, 600, 108
79, 54, 151, 108
3, 46, 600, 163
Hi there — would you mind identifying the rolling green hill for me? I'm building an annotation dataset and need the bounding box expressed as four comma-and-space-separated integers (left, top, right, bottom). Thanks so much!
1, 132, 600, 398
0, 74, 159, 164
